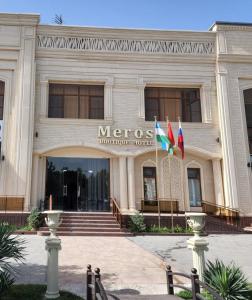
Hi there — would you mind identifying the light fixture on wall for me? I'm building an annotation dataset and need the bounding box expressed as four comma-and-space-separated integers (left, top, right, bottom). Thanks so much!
35, 132, 38, 138
1, 155, 5, 161
216, 137, 220, 143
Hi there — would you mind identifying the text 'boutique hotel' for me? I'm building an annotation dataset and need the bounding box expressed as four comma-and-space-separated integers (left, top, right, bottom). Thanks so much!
0, 13, 251, 219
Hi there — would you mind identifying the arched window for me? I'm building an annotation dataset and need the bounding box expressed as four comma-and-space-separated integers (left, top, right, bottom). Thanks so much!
243, 89, 252, 154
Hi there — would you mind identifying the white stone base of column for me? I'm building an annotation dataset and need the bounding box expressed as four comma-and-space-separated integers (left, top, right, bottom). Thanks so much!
187, 237, 209, 280
45, 237, 61, 299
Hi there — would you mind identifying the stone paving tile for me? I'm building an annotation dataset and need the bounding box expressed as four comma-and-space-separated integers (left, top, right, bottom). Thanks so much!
128, 234, 252, 281
14, 235, 168, 297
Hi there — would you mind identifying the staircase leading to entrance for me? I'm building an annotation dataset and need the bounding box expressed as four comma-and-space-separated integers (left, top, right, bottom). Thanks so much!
38, 212, 132, 237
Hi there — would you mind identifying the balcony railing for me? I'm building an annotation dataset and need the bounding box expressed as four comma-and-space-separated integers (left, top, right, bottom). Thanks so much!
140, 198, 179, 213
0, 196, 24, 212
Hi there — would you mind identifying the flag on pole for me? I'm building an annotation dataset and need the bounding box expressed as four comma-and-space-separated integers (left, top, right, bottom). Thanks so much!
155, 121, 170, 150
178, 120, 184, 159
167, 121, 175, 155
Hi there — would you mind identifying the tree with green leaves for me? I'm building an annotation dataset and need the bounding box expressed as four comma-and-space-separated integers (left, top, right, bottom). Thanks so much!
0, 223, 25, 295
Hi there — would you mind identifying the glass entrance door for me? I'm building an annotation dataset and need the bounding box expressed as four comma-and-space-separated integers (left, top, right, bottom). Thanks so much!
46, 157, 110, 211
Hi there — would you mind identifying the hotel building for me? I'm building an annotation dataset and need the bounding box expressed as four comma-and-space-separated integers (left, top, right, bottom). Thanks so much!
0, 13, 251, 218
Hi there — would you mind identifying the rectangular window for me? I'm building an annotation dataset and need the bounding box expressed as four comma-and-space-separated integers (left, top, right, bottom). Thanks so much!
0, 81, 4, 153
243, 90, 252, 154
188, 168, 202, 207
0, 81, 4, 120
143, 167, 157, 203
48, 84, 104, 119
145, 87, 201, 122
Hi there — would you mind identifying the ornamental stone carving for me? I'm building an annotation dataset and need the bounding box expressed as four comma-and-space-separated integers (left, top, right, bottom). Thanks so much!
37, 35, 215, 55
163, 156, 182, 201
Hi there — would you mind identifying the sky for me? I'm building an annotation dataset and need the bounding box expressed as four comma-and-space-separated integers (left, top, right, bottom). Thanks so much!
0, 0, 252, 31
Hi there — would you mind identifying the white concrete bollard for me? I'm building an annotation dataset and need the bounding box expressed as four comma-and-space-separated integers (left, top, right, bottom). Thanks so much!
185, 212, 209, 280
45, 237, 61, 299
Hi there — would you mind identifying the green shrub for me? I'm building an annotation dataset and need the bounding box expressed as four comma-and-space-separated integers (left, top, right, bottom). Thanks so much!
204, 259, 251, 300
0, 223, 25, 295
147, 225, 172, 233
27, 209, 42, 230
176, 290, 193, 299
128, 213, 146, 232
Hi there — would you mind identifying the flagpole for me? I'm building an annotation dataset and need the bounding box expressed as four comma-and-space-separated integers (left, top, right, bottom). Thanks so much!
154, 116, 161, 229
166, 116, 174, 233
178, 116, 186, 213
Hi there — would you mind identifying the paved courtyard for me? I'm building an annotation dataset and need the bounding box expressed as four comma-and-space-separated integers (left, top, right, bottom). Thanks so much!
14, 235, 167, 298
128, 234, 252, 281
13, 234, 252, 298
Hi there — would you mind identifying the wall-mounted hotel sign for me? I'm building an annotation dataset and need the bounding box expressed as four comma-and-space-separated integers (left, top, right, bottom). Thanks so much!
98, 126, 154, 146
0, 120, 3, 143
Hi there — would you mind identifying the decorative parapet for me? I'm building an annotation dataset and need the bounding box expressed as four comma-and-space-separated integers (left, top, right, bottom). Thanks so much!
37, 35, 215, 55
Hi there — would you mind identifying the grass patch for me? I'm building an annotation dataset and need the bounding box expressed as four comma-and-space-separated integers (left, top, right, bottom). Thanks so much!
176, 290, 193, 299
147, 224, 192, 233
1, 284, 84, 300
16, 225, 33, 231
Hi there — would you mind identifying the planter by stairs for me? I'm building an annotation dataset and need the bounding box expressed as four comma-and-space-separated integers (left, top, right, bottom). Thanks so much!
38, 212, 132, 237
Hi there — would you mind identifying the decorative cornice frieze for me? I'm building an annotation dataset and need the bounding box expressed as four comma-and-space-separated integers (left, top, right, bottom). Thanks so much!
37, 35, 215, 55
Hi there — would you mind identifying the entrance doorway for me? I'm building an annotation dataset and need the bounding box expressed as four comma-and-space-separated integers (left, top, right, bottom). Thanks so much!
45, 157, 110, 211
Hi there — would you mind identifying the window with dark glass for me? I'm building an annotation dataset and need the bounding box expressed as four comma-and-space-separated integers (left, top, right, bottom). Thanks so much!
0, 81, 4, 120
243, 89, 252, 154
145, 87, 201, 122
48, 84, 104, 119
188, 168, 202, 207
143, 167, 157, 203
0, 81, 4, 153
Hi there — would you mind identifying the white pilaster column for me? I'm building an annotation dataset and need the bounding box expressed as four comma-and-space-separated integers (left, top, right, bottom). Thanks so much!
30, 154, 39, 210
201, 83, 212, 123
40, 80, 49, 118
212, 159, 225, 206
127, 156, 136, 211
104, 77, 114, 120
119, 156, 128, 211
16, 25, 38, 210
137, 77, 146, 119
216, 66, 239, 208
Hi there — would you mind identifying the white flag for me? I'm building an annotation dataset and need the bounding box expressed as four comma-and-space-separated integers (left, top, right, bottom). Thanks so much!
0, 120, 3, 143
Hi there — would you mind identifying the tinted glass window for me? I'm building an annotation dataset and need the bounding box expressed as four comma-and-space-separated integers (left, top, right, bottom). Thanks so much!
48, 84, 104, 119
145, 87, 201, 122
243, 89, 252, 153
188, 168, 202, 207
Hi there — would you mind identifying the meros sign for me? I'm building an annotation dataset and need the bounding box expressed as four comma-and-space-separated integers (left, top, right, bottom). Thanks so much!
98, 126, 154, 146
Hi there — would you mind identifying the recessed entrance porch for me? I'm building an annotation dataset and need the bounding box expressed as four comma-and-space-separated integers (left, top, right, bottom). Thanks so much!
45, 157, 110, 211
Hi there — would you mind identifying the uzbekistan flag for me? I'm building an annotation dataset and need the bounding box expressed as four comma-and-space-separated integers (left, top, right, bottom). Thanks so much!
155, 121, 170, 150
178, 120, 184, 159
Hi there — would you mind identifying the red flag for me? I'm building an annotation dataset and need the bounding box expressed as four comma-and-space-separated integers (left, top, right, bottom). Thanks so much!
168, 121, 175, 146
178, 121, 184, 159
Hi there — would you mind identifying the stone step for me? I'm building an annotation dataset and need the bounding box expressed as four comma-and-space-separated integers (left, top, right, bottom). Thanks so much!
37, 231, 133, 237
61, 213, 113, 218
62, 215, 116, 220
61, 219, 117, 224
39, 227, 122, 232
59, 223, 120, 228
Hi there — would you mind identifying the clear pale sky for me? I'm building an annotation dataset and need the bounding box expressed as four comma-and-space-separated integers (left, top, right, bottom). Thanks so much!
0, 0, 252, 31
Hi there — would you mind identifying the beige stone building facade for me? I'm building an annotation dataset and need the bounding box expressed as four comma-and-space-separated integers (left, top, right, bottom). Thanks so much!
0, 13, 251, 215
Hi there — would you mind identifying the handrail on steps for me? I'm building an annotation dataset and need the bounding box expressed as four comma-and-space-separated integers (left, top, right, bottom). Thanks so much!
111, 197, 122, 228
202, 200, 240, 227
